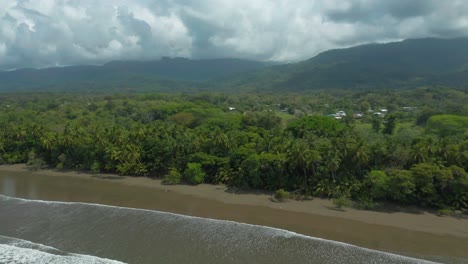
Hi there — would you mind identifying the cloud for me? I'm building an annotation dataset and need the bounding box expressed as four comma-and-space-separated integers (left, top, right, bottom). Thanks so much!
0, 0, 192, 69
325, 0, 435, 23
1, 0, 468, 69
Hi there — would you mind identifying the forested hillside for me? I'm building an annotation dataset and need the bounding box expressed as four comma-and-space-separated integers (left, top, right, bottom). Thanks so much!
1, 88, 467, 211
0, 58, 268, 92
218, 38, 468, 91
1, 38, 468, 93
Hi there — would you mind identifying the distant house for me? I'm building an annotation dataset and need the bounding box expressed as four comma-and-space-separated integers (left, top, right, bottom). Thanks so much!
374, 112, 384, 117
337, 111, 346, 117
403, 107, 418, 111
327, 110, 346, 120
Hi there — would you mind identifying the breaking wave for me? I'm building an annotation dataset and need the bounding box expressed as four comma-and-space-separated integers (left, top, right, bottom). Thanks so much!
0, 235, 125, 264
0, 195, 436, 264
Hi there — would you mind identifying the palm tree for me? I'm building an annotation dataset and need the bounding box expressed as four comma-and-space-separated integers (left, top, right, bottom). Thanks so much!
288, 140, 321, 192
307, 149, 322, 183
353, 142, 369, 178
410, 139, 431, 164
324, 148, 341, 181
60, 128, 74, 149
133, 125, 146, 143
0, 135, 6, 154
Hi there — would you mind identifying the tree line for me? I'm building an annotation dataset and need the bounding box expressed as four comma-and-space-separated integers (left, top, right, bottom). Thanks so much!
0, 89, 466, 211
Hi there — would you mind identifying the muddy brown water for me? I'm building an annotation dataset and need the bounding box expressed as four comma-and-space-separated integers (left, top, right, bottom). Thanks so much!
0, 171, 467, 263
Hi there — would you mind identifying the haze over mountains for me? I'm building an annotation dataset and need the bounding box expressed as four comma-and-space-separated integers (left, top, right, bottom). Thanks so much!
0, 58, 269, 92
1, 37, 467, 92
221, 37, 468, 91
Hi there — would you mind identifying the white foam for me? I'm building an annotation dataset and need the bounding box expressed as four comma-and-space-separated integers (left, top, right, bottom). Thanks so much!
0, 194, 436, 263
0, 244, 126, 264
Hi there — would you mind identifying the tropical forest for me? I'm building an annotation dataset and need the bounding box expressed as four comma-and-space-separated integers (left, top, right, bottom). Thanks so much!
1, 86, 467, 212
1, 38, 468, 215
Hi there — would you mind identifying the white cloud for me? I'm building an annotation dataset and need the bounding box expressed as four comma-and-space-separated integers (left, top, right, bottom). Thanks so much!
0, 42, 6, 57
63, 5, 88, 20
0, 0, 468, 69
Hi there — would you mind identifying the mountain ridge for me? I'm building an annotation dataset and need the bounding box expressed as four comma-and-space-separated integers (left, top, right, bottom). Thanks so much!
1, 37, 468, 92
218, 37, 468, 91
0, 58, 269, 92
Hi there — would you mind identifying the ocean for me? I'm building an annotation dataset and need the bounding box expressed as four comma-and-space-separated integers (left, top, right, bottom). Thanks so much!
0, 194, 435, 264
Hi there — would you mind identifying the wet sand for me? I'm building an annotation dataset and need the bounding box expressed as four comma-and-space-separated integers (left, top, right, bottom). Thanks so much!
1, 164, 468, 262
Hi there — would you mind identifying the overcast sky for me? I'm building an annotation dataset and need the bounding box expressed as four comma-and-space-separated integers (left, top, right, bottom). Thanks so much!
1, 0, 468, 69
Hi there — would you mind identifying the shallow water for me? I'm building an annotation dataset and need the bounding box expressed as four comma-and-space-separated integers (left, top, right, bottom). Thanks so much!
0, 171, 466, 263
0, 235, 124, 264
0, 195, 435, 264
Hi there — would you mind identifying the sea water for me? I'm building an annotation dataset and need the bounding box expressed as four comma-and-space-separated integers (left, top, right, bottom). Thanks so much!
0, 195, 436, 264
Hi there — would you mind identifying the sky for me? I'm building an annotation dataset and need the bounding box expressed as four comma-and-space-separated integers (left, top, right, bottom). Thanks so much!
1, 0, 468, 70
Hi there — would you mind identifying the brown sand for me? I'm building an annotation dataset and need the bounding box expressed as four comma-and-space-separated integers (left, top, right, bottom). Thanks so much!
1, 164, 468, 261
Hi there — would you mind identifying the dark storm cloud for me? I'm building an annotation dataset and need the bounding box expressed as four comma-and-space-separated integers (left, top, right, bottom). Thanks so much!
384, 0, 434, 19
1, 0, 467, 70
326, 0, 435, 23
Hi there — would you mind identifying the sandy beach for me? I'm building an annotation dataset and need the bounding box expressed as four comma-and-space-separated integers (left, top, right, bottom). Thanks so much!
1, 164, 467, 261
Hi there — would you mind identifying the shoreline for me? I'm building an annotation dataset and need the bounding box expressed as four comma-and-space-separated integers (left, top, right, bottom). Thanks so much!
1, 164, 468, 262
1, 164, 466, 239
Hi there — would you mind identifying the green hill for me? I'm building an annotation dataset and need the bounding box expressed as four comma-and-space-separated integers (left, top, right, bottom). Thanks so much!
0, 58, 268, 92
219, 37, 468, 90
1, 38, 468, 92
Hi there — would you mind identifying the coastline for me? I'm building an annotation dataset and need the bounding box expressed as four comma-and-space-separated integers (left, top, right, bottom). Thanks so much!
1, 164, 466, 237
1, 164, 468, 261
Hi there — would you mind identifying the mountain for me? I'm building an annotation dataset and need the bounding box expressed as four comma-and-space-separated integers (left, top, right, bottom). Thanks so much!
1, 38, 468, 92
0, 58, 268, 92
218, 37, 468, 90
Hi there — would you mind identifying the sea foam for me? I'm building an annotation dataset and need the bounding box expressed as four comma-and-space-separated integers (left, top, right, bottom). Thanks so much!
0, 236, 125, 264
0, 195, 437, 264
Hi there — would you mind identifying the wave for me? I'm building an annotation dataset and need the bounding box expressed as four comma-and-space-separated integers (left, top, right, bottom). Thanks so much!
0, 235, 125, 264
0, 195, 436, 264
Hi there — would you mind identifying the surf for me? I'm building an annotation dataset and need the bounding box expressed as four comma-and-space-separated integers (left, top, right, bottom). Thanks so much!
0, 235, 125, 264
0, 195, 435, 264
